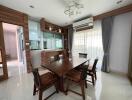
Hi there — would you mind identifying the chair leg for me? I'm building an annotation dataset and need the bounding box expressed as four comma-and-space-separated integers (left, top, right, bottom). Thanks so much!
85, 80, 87, 88
95, 72, 97, 80
33, 84, 36, 95
54, 82, 59, 93
92, 75, 95, 86
80, 81, 85, 100
66, 79, 70, 95
39, 90, 43, 100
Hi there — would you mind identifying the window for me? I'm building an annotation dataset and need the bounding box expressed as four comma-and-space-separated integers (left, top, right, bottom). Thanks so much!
30, 40, 40, 50
55, 34, 63, 49
72, 21, 103, 69
29, 20, 63, 50
43, 32, 54, 49
29, 20, 41, 50
43, 32, 63, 49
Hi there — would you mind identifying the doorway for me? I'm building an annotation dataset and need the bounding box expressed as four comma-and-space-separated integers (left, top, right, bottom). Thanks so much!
2, 22, 27, 77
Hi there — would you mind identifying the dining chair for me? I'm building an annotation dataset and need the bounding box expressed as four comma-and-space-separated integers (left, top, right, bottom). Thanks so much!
65, 64, 88, 100
54, 55, 60, 61
79, 53, 87, 58
32, 68, 59, 100
49, 55, 60, 63
76, 53, 89, 71
86, 58, 98, 86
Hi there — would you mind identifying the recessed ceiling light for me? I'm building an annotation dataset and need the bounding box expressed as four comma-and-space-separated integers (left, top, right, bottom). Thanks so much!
65, 22, 68, 25
116, 0, 123, 4
29, 5, 35, 8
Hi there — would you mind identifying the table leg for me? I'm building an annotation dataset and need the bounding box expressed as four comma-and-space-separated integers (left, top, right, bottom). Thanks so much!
58, 76, 66, 94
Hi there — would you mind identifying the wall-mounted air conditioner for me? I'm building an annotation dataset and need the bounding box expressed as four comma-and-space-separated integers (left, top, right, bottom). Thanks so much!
73, 17, 94, 31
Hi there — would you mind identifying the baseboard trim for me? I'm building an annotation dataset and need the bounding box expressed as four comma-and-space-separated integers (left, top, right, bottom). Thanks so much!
110, 70, 127, 76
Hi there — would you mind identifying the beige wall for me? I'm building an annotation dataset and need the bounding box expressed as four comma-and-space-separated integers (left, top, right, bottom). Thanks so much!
3, 30, 17, 59
110, 12, 132, 74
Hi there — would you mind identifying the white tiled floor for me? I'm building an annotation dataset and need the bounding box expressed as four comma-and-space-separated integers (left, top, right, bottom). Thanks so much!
0, 67, 3, 76
0, 60, 27, 77
0, 67, 132, 100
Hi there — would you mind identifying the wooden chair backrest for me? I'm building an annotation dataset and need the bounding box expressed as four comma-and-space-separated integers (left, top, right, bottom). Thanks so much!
79, 53, 87, 58
81, 63, 89, 80
92, 58, 98, 72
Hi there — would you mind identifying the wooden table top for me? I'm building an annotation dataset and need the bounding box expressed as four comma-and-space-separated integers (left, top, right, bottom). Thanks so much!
41, 56, 89, 77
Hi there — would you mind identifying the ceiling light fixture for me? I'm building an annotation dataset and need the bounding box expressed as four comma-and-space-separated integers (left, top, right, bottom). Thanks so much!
29, 5, 35, 8
64, 0, 84, 17
49, 26, 52, 31
59, 29, 61, 33
116, 0, 123, 4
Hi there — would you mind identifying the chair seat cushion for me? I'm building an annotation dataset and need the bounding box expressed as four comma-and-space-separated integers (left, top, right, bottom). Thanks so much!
40, 72, 57, 88
87, 71, 94, 75
87, 65, 93, 70
66, 69, 81, 82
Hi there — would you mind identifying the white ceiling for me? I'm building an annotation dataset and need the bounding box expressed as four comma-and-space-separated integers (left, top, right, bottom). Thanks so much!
0, 0, 132, 26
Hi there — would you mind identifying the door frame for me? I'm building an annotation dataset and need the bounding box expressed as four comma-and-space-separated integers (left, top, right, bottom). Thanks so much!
0, 23, 8, 80
0, 5, 32, 80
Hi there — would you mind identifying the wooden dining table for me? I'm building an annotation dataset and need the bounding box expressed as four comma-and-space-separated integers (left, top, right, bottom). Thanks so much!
41, 56, 89, 93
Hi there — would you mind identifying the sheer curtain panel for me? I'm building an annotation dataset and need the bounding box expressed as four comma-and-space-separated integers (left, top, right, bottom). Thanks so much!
72, 21, 103, 69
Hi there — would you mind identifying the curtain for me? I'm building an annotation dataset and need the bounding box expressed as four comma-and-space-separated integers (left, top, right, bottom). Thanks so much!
101, 17, 113, 72
128, 24, 132, 83
68, 25, 74, 52
72, 21, 103, 69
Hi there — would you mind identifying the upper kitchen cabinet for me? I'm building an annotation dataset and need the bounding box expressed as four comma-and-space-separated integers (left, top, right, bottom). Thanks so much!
28, 20, 42, 50
40, 18, 64, 34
